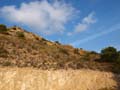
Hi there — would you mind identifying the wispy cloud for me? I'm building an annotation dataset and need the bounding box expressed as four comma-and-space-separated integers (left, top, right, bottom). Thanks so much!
67, 12, 96, 36
71, 23, 120, 47
82, 12, 96, 24
75, 12, 96, 33
0, 1, 75, 35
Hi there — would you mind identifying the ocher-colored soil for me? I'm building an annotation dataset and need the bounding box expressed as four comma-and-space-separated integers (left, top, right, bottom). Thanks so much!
0, 67, 118, 90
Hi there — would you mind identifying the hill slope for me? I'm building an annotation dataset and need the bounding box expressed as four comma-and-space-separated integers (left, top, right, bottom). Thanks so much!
0, 25, 114, 71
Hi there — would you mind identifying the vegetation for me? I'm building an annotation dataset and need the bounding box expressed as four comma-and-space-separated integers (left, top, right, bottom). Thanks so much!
0, 46, 8, 58
0, 24, 120, 74
0, 24, 119, 90
117, 51, 120, 63
0, 24, 8, 33
100, 46, 120, 73
59, 48, 69, 55
41, 38, 47, 41
55, 41, 60, 44
101, 47, 119, 62
74, 48, 79, 54
16, 31, 25, 38
2, 61, 12, 66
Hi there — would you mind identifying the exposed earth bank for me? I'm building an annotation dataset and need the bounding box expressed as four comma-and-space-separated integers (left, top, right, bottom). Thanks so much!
0, 67, 119, 90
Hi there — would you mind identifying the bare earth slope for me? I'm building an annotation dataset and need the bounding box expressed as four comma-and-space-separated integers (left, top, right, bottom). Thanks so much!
0, 67, 119, 90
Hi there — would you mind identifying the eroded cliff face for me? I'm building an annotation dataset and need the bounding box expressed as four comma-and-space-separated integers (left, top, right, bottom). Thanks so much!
0, 68, 118, 90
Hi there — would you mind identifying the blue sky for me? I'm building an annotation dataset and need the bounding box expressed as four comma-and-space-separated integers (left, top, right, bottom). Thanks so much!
0, 0, 120, 52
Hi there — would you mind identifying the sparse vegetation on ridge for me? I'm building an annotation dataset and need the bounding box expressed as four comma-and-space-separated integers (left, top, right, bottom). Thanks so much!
0, 24, 120, 73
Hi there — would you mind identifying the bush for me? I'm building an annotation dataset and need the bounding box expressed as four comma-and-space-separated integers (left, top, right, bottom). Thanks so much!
0, 24, 8, 33
100, 47, 120, 73
101, 47, 119, 62
117, 52, 120, 64
59, 48, 69, 55
16, 31, 25, 38
74, 48, 79, 54
115, 51, 120, 73
81, 52, 90, 61
41, 38, 47, 41
55, 41, 60, 44
90, 51, 98, 54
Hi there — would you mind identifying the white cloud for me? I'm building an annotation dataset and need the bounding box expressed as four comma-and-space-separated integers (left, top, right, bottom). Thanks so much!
67, 32, 73, 36
74, 23, 88, 33
82, 12, 96, 24
74, 12, 96, 33
71, 23, 120, 47
0, 1, 75, 35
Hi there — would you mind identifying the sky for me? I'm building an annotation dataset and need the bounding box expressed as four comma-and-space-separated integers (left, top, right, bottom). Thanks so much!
0, 0, 120, 52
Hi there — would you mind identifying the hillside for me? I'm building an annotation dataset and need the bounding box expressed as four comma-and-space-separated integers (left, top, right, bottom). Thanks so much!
0, 25, 116, 71
0, 25, 120, 90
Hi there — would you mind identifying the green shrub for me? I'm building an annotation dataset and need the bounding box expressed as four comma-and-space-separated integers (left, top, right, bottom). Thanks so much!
117, 51, 120, 63
16, 31, 25, 38
114, 51, 120, 73
0, 24, 8, 33
101, 47, 119, 62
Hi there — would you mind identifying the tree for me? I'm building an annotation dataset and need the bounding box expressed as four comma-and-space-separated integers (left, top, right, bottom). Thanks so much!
101, 47, 119, 62
117, 51, 120, 63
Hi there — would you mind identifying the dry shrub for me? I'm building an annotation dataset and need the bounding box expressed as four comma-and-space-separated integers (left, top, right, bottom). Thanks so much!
0, 24, 8, 33
0, 47, 8, 58
16, 31, 25, 38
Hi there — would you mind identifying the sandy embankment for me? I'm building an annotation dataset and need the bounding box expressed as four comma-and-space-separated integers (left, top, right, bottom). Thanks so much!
0, 67, 118, 90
